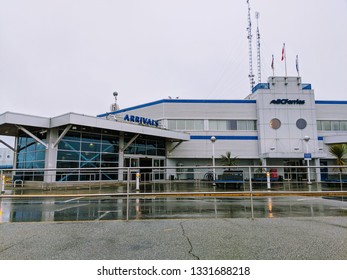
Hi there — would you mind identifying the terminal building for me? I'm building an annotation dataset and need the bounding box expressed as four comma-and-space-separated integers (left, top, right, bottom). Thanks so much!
1, 76, 347, 183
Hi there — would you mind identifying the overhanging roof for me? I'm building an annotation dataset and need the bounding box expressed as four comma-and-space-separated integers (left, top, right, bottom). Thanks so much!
0, 112, 189, 142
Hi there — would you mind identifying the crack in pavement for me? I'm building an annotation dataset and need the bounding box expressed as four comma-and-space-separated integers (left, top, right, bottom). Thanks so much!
179, 222, 200, 260
0, 234, 38, 254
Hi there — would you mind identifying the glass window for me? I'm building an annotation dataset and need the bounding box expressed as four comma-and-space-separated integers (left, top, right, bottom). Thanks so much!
81, 132, 101, 141
209, 120, 256, 131
176, 120, 185, 130
296, 118, 307, 130
317, 121, 322, 130
167, 119, 204, 131
194, 120, 204, 130
81, 142, 100, 152
101, 154, 118, 162
237, 120, 248, 130
167, 120, 176, 130
217, 120, 227, 130
186, 120, 194, 130
35, 151, 46, 161
58, 151, 80, 161
58, 140, 80, 151
57, 161, 79, 168
226, 120, 237, 130
33, 161, 45, 169
270, 118, 281, 129
27, 142, 36, 152
102, 144, 118, 153
331, 121, 340, 131
17, 137, 26, 150
80, 152, 100, 162
63, 131, 80, 140
340, 121, 347, 131
248, 120, 257, 130
146, 140, 157, 155
321, 121, 331, 131
209, 120, 218, 130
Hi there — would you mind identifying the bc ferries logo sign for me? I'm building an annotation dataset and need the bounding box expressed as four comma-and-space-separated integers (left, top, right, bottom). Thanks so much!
270, 99, 305, 105
124, 114, 159, 127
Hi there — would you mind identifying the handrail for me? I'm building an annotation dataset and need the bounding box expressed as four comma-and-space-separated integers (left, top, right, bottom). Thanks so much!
1, 190, 346, 199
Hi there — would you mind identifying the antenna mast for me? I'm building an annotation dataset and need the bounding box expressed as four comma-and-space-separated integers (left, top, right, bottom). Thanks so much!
246, 0, 255, 92
255, 11, 261, 83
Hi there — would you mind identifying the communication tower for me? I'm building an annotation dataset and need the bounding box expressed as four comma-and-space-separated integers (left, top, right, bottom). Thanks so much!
246, 0, 255, 92
255, 11, 261, 83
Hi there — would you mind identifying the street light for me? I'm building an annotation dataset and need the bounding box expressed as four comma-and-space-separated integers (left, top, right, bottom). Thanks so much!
303, 136, 311, 185
210, 136, 216, 181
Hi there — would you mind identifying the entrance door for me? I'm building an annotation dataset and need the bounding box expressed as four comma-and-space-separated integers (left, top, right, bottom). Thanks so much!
153, 159, 165, 180
124, 157, 165, 181
140, 158, 152, 181
124, 158, 139, 180
284, 160, 306, 181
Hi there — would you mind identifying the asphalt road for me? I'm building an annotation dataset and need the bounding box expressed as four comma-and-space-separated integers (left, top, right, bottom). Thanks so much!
0, 216, 346, 260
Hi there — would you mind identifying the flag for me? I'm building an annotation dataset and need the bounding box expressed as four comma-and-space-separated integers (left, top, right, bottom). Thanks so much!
281, 43, 285, 61
296, 55, 299, 74
271, 54, 274, 70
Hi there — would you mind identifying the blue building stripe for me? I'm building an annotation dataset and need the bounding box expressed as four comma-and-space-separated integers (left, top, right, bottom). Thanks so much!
315, 100, 347, 105
190, 135, 258, 140
97, 99, 256, 117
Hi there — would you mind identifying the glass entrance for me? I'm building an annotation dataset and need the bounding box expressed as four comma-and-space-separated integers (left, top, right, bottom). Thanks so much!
123, 158, 139, 180
124, 157, 165, 181
284, 160, 306, 181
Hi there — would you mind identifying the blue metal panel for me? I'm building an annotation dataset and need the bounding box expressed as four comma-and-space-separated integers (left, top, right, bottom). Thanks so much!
251, 83, 270, 93
190, 135, 258, 140
315, 100, 347, 105
301, 84, 312, 90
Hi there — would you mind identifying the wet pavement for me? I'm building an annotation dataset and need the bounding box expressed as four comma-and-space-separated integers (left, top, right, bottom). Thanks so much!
1, 193, 346, 223
0, 182, 346, 260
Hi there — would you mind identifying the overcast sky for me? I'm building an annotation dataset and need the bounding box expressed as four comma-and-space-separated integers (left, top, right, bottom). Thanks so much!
1, 0, 346, 118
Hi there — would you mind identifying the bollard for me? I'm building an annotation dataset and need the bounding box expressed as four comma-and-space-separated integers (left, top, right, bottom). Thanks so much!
248, 166, 254, 220
1, 170, 4, 194
136, 172, 140, 191
266, 172, 271, 189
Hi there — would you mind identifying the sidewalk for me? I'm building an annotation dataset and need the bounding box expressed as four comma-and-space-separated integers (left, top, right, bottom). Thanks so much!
0, 217, 346, 260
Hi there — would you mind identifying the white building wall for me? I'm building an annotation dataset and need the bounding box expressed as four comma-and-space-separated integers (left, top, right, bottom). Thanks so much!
0, 148, 14, 167
107, 76, 347, 168
250, 77, 324, 160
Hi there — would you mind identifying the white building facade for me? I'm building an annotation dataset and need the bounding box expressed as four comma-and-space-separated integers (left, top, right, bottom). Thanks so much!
1, 76, 347, 183
98, 76, 347, 181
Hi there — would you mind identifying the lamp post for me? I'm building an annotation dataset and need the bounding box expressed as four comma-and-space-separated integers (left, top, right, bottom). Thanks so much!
210, 136, 216, 182
303, 136, 312, 186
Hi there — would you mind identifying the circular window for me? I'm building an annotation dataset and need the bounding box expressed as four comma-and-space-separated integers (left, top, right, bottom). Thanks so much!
296, 118, 307, 129
270, 118, 281, 129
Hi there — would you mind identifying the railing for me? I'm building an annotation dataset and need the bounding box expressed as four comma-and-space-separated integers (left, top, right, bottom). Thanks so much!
0, 165, 346, 221
1, 165, 347, 190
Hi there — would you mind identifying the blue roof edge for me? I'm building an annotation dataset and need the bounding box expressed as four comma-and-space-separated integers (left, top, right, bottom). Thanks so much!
97, 99, 256, 117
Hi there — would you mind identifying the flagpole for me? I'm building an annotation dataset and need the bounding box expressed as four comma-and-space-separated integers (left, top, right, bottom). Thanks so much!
283, 43, 287, 77
281, 43, 287, 77
296, 55, 300, 76
271, 54, 275, 76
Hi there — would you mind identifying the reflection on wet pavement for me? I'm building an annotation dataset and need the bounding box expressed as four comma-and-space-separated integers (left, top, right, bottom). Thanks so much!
0, 195, 346, 223
0, 182, 346, 222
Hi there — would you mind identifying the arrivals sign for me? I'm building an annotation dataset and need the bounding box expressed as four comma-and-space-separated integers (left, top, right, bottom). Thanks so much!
270, 99, 305, 105
124, 114, 159, 127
